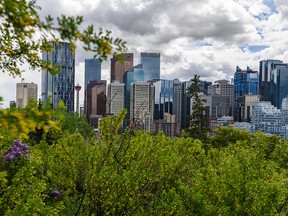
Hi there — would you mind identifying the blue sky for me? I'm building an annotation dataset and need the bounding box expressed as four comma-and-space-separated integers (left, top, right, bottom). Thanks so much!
1, 0, 288, 108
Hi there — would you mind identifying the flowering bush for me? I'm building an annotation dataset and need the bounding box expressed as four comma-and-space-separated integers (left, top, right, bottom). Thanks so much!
2, 140, 30, 161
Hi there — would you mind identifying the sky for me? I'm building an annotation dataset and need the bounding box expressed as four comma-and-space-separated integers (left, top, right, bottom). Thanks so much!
1, 0, 288, 107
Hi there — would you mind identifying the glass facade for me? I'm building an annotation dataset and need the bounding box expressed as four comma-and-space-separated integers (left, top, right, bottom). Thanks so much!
140, 52, 160, 81
271, 64, 288, 109
234, 66, 259, 121
42, 42, 75, 112
84, 59, 101, 89
123, 64, 144, 124
152, 79, 174, 120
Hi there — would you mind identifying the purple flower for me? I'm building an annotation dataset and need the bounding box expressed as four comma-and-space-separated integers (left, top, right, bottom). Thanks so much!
51, 190, 61, 197
2, 140, 30, 161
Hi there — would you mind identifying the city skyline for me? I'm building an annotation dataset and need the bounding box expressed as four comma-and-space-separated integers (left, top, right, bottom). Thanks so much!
1, 0, 288, 104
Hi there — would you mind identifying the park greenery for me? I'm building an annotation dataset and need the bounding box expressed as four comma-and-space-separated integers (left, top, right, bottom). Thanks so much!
2, 0, 288, 215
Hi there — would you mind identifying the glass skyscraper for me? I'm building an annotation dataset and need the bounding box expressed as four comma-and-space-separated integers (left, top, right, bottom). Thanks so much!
259, 59, 283, 101
270, 63, 288, 109
110, 53, 133, 83
234, 66, 259, 121
42, 42, 75, 112
123, 64, 144, 125
151, 79, 174, 120
84, 59, 101, 89
140, 52, 160, 81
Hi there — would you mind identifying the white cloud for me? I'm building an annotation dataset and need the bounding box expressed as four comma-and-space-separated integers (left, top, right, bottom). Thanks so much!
1, 0, 288, 103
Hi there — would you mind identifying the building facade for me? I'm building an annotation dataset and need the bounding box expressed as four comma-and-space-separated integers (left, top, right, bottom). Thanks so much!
259, 59, 283, 101
110, 53, 133, 83
106, 81, 125, 116
270, 63, 288, 109
16, 82, 38, 108
235, 94, 261, 122
151, 79, 174, 120
173, 79, 182, 124
85, 80, 107, 128
140, 52, 160, 81
208, 79, 234, 116
84, 59, 101, 89
130, 82, 155, 131
233, 66, 259, 121
42, 42, 75, 112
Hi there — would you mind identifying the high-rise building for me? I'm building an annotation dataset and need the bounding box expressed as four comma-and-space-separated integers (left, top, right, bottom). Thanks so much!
84, 59, 101, 89
123, 64, 145, 123
236, 94, 261, 122
16, 82, 38, 108
208, 79, 234, 116
270, 63, 288, 109
106, 81, 125, 116
259, 59, 283, 101
85, 80, 107, 128
201, 94, 231, 120
110, 53, 133, 83
173, 79, 182, 124
233, 66, 259, 121
130, 82, 155, 131
42, 42, 75, 112
140, 52, 160, 81
181, 80, 192, 129
151, 79, 174, 120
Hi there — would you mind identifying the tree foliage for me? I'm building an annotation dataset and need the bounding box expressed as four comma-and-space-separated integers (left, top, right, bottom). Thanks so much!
183, 74, 210, 142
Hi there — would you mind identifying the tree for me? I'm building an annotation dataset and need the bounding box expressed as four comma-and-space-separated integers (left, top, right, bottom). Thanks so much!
0, 0, 126, 77
183, 74, 210, 142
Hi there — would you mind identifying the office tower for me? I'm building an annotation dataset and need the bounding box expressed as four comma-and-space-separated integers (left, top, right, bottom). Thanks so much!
173, 79, 182, 124
123, 64, 145, 123
84, 59, 101, 89
151, 79, 174, 120
270, 63, 288, 109
236, 94, 261, 122
181, 80, 192, 129
42, 42, 75, 112
199, 80, 212, 94
107, 81, 125, 116
85, 80, 106, 127
16, 82, 38, 108
234, 66, 259, 121
208, 79, 234, 116
140, 52, 160, 81
201, 94, 231, 120
110, 53, 133, 83
130, 82, 155, 131
259, 59, 283, 101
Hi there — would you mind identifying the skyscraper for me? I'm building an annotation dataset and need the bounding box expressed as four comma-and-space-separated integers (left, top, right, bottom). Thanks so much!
259, 59, 283, 101
130, 82, 155, 131
42, 42, 75, 112
85, 80, 107, 127
84, 59, 101, 89
110, 53, 133, 83
234, 66, 259, 121
107, 81, 125, 116
208, 79, 234, 116
270, 63, 288, 109
140, 52, 160, 81
151, 79, 174, 120
123, 64, 145, 123
16, 82, 38, 108
172, 79, 182, 124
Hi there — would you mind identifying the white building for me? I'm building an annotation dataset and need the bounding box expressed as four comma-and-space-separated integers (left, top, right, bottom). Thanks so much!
130, 82, 154, 131
106, 81, 125, 116
16, 82, 38, 108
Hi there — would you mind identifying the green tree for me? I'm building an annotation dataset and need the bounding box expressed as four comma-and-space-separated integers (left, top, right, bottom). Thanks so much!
0, 0, 126, 77
183, 74, 210, 142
